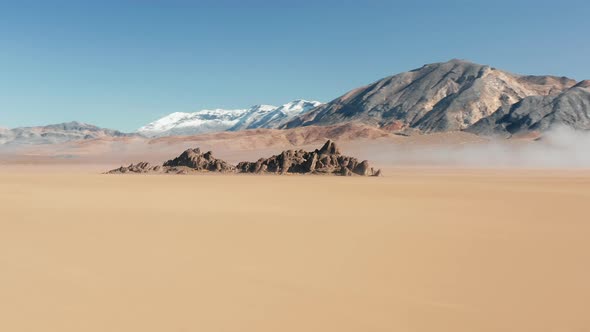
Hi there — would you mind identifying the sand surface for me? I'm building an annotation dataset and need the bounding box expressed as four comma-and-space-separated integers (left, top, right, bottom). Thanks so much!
1, 167, 589, 331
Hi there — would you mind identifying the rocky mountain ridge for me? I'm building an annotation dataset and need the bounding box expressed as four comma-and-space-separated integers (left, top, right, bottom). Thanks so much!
0, 121, 134, 145
282, 59, 585, 135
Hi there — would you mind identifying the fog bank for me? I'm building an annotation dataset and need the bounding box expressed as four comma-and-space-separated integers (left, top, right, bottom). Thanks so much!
350, 127, 590, 169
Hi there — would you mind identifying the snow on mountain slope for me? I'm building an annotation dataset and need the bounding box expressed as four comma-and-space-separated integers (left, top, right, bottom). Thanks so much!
244, 100, 323, 130
227, 105, 277, 131
138, 100, 322, 137
137, 108, 256, 137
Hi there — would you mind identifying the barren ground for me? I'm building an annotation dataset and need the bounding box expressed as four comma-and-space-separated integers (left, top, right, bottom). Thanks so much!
1, 165, 589, 332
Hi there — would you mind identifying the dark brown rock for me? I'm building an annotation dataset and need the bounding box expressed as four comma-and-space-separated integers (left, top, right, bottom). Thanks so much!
340, 167, 353, 176
106, 147, 235, 174
353, 160, 371, 176
107, 141, 381, 177
237, 140, 380, 176
106, 162, 161, 174
163, 148, 235, 172
303, 152, 318, 172
318, 139, 340, 155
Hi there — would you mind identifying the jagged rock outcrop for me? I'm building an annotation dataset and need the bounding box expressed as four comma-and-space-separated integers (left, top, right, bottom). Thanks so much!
163, 148, 235, 172
106, 162, 162, 174
105, 162, 197, 175
236, 140, 381, 176
106, 148, 235, 174
106, 141, 380, 176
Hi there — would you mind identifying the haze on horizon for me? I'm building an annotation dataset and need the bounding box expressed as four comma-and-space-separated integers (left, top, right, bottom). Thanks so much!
1, 0, 589, 131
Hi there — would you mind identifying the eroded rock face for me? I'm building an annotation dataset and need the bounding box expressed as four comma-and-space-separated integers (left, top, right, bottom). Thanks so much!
106, 140, 380, 176
163, 148, 236, 172
106, 148, 235, 174
237, 140, 381, 176
106, 162, 161, 174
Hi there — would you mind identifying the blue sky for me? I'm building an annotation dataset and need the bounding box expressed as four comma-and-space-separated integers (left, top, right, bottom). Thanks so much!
1, 0, 588, 131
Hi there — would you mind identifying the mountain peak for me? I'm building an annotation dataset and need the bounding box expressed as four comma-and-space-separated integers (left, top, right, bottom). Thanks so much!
446, 58, 476, 65
249, 104, 277, 111
286, 99, 321, 104
574, 80, 590, 89
412, 58, 483, 72
42, 121, 100, 131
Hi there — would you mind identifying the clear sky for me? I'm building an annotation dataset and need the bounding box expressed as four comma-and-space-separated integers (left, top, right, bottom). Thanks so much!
1, 0, 588, 131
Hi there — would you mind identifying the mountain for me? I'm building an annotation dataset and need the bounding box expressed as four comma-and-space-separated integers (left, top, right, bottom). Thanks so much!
136, 106, 272, 137
138, 100, 322, 137
0, 121, 133, 145
5, 60, 588, 145
238, 100, 323, 130
226, 105, 282, 131
467, 80, 590, 136
282, 59, 580, 133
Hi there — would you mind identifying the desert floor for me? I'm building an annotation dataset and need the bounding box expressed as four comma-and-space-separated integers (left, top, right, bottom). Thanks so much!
1, 166, 589, 332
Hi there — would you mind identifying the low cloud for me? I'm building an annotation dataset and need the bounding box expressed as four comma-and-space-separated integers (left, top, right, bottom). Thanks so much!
354, 126, 590, 169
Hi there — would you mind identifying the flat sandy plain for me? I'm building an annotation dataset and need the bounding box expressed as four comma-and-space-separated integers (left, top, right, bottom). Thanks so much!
1, 163, 589, 332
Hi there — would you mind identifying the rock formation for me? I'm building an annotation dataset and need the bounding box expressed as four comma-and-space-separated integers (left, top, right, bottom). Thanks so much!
163, 148, 236, 172
106, 148, 235, 174
106, 162, 162, 174
106, 140, 381, 176
236, 140, 381, 176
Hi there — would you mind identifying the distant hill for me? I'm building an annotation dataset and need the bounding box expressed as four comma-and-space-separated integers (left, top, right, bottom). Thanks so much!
0, 121, 134, 145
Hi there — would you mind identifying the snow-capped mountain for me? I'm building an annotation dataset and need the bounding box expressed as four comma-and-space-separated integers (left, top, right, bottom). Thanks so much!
138, 100, 322, 137
241, 100, 323, 130
137, 106, 276, 137
226, 104, 279, 131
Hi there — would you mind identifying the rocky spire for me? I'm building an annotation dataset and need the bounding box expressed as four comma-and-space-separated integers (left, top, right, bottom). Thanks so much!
318, 139, 340, 155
